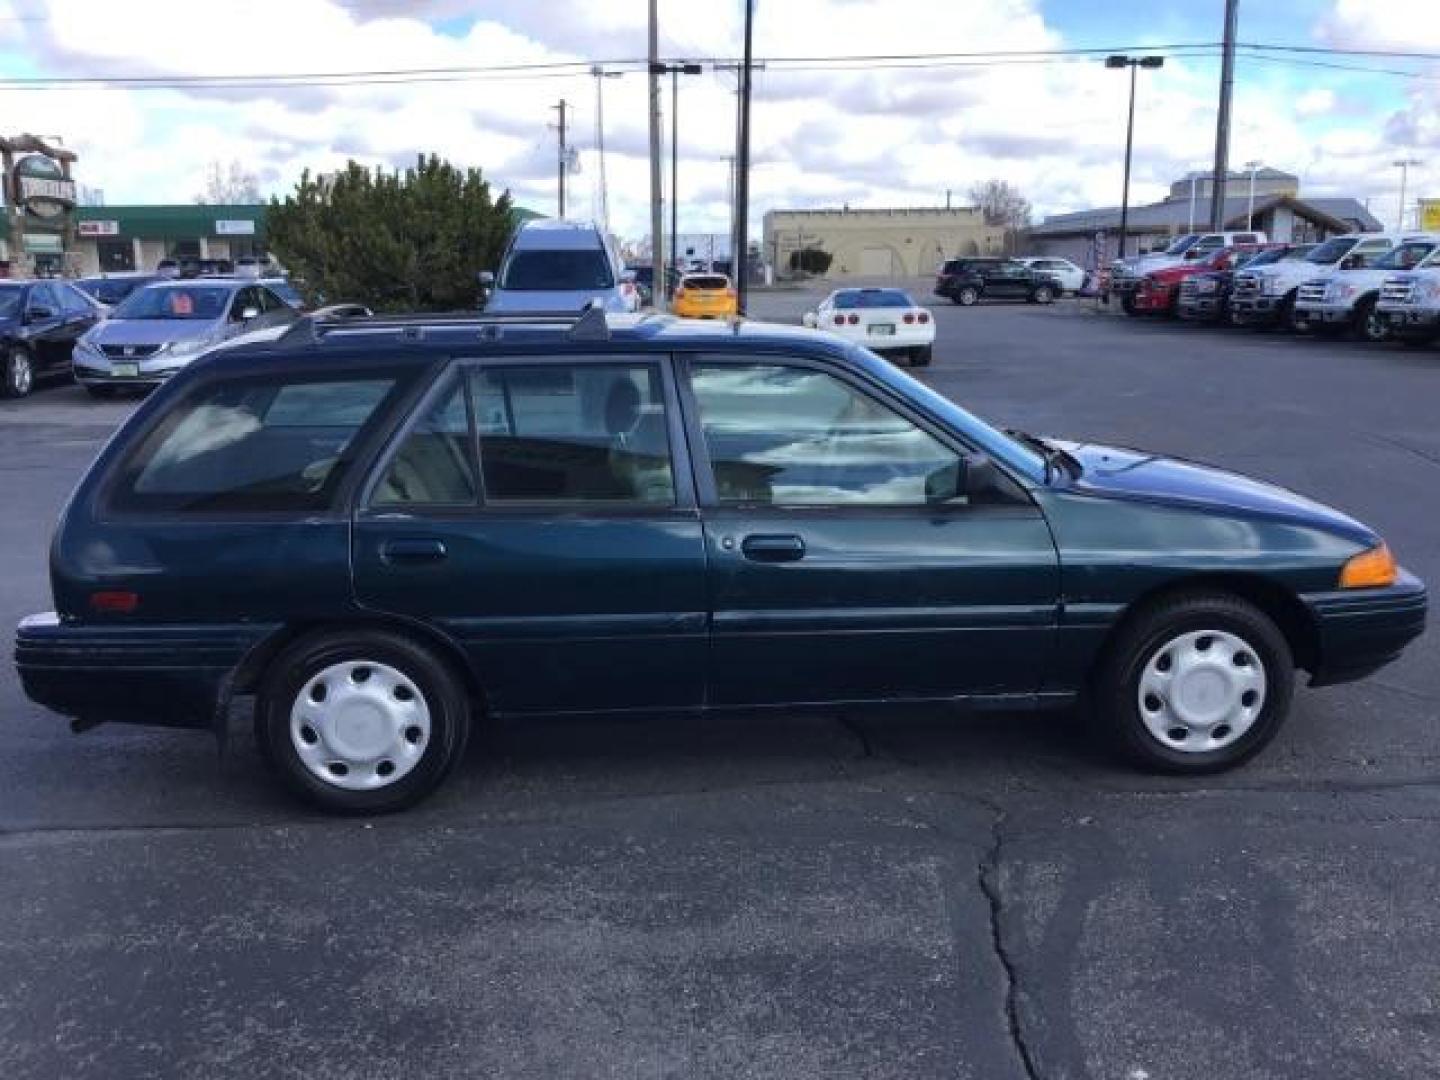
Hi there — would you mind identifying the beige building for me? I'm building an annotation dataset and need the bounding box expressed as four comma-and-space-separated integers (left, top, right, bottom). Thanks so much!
763, 206, 1006, 280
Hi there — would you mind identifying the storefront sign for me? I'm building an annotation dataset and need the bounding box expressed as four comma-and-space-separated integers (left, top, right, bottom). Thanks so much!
1422, 199, 1440, 232
215, 219, 256, 235
78, 219, 120, 237
13, 154, 77, 220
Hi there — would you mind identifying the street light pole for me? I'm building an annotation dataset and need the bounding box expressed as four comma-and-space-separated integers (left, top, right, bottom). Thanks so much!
1188, 172, 1198, 232
649, 60, 702, 300
647, 1, 664, 311
1106, 54, 1164, 261
1394, 158, 1423, 231
1245, 159, 1262, 229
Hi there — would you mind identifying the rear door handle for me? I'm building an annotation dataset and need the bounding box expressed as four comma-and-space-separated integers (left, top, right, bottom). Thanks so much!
740, 534, 806, 563
379, 538, 448, 565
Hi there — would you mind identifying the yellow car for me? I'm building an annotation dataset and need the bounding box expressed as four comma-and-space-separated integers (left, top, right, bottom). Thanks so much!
672, 273, 738, 319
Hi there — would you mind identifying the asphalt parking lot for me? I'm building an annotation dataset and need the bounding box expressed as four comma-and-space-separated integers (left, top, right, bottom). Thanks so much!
3, 292, 1439, 1080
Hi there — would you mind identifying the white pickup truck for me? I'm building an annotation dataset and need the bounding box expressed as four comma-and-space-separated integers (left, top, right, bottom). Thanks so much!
1378, 263, 1440, 346
1229, 233, 1403, 330
1109, 230, 1265, 311
1292, 236, 1440, 342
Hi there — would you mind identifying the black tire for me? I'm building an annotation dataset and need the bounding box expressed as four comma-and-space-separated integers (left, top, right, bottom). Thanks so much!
956, 287, 980, 307
256, 628, 472, 814
1094, 592, 1294, 774
911, 345, 932, 367
1033, 285, 1055, 305
1280, 292, 1305, 333
1352, 297, 1388, 343
2, 346, 35, 398
1120, 294, 1137, 315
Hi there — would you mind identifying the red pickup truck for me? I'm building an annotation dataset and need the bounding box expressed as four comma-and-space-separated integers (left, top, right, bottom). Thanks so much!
1128, 247, 1256, 317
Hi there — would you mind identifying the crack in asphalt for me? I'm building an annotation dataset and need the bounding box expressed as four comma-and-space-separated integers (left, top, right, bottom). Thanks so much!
834, 713, 876, 759
978, 809, 1043, 1080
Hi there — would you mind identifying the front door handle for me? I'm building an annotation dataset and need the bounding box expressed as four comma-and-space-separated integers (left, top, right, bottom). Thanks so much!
379, 538, 448, 565
741, 534, 806, 563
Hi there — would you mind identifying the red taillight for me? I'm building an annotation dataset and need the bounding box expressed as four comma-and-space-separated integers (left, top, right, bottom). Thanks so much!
833, 313, 846, 326
903, 312, 915, 324
918, 311, 930, 324
726, 288, 736, 299
674, 286, 686, 298
90, 591, 139, 614
847, 313, 860, 325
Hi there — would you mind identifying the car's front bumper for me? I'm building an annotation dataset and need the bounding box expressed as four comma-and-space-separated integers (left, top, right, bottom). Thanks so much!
14, 613, 278, 731
73, 355, 186, 388
1302, 571, 1427, 687
1131, 287, 1176, 312
1229, 295, 1286, 324
1292, 300, 1356, 325
1379, 307, 1440, 340
1177, 294, 1224, 320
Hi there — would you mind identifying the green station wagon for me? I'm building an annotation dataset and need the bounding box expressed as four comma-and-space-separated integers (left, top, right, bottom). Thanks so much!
14, 309, 1426, 812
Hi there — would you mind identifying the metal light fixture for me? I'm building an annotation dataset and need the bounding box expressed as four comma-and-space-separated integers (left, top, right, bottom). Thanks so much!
1105, 55, 1165, 259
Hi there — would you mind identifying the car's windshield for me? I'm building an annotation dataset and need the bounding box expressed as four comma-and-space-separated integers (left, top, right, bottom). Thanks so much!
832, 289, 914, 309
500, 249, 615, 291
113, 285, 232, 320
0, 285, 24, 319
1164, 234, 1201, 255
1372, 242, 1436, 270
1306, 238, 1359, 264
77, 278, 150, 305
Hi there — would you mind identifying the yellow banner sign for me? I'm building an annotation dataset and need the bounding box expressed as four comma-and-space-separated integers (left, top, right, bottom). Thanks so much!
1422, 199, 1440, 231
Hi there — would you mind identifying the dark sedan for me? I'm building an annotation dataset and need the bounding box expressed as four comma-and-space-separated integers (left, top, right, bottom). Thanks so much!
13, 310, 1427, 812
0, 279, 103, 397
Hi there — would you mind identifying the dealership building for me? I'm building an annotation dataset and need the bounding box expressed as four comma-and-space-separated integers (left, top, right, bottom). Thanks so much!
763, 206, 1006, 280
0, 203, 268, 276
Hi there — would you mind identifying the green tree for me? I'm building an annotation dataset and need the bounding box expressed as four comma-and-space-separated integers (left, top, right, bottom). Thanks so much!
266, 155, 514, 312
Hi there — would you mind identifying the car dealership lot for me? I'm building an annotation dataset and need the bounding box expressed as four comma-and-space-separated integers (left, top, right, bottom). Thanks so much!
3, 296, 1439, 1079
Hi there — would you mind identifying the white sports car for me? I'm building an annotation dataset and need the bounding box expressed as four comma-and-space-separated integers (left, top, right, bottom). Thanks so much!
802, 287, 936, 366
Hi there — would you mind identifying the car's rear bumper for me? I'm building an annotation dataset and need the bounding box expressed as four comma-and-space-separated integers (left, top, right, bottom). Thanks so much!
1302, 571, 1427, 687
14, 613, 278, 731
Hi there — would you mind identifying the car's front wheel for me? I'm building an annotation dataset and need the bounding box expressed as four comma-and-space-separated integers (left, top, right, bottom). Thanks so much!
257, 628, 472, 813
1095, 592, 1293, 774
1353, 297, 1388, 343
955, 287, 980, 306
2, 346, 35, 398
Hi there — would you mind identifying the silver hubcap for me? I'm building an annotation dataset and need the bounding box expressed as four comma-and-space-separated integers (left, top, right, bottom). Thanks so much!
11, 353, 31, 394
1138, 630, 1266, 753
290, 660, 432, 790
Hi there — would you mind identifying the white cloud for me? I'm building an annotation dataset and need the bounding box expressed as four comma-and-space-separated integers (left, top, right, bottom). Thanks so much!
0, 0, 1436, 240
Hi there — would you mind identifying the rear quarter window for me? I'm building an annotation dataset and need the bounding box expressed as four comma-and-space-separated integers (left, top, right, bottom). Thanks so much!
109, 371, 409, 513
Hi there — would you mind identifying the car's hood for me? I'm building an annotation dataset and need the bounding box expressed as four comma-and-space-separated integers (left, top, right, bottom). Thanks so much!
1052, 440, 1375, 545
87, 319, 222, 345
485, 290, 630, 314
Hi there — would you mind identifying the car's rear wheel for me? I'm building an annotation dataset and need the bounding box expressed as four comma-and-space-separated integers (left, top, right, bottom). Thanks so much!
256, 629, 471, 814
911, 345, 933, 367
956, 287, 980, 307
1033, 285, 1055, 305
1095, 592, 1293, 774
2, 346, 35, 398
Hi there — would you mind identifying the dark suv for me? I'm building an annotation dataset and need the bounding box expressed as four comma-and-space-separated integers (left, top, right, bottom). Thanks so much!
934, 258, 1062, 306
14, 308, 1426, 812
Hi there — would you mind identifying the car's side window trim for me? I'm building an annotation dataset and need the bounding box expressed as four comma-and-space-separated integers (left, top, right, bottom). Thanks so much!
675, 351, 1032, 513
358, 354, 697, 517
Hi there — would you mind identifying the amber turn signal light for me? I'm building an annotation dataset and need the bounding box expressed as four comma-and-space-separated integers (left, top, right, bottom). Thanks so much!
1340, 543, 1397, 589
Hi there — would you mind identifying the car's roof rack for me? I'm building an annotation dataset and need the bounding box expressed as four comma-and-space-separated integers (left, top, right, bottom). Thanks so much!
276, 299, 616, 348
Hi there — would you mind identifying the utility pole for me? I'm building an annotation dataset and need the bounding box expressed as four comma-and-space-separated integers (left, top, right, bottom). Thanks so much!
1208, 0, 1239, 229
648, 61, 702, 294
734, 0, 756, 312
647, 0, 664, 311
1394, 158, 1423, 231
591, 67, 621, 236
552, 99, 568, 219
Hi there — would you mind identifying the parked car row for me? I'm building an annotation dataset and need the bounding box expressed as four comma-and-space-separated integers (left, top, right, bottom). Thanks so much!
1114, 230, 1440, 348
0, 273, 313, 399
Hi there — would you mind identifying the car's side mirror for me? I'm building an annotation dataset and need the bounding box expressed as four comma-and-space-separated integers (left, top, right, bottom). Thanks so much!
926, 453, 998, 504
241, 306, 260, 321
802, 311, 818, 328
1183, 250, 1202, 261
1339, 254, 1363, 270
25, 305, 55, 322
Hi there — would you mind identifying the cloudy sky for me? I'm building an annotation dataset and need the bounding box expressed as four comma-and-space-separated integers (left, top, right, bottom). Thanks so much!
0, 0, 1437, 241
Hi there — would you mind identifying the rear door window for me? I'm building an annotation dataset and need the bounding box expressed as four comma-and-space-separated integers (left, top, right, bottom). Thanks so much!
111, 372, 406, 513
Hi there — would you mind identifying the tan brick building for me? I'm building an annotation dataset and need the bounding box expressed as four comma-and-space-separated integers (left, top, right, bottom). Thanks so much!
762, 206, 1006, 280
